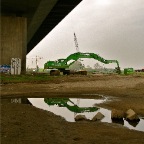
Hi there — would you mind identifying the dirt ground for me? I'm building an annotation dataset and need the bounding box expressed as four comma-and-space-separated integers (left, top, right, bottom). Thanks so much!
1, 74, 144, 144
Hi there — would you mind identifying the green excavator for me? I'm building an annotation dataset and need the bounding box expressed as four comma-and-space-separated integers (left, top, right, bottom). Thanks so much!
44, 52, 121, 75
44, 98, 99, 113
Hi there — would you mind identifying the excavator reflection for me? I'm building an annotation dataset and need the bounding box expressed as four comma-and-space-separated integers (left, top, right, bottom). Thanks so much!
44, 98, 99, 113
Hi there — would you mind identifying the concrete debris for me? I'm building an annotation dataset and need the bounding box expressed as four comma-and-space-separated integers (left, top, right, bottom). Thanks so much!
92, 112, 104, 121
75, 115, 87, 121
125, 109, 139, 121
111, 109, 125, 119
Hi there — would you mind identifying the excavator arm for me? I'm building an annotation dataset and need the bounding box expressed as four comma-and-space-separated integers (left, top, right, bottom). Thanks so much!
61, 52, 121, 73
62, 52, 119, 66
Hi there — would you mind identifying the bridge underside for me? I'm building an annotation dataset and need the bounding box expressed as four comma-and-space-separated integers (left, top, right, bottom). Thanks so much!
27, 0, 82, 53
1, 0, 82, 73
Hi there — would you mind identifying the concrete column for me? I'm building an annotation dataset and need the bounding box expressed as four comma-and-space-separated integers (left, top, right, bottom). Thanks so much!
0, 16, 27, 74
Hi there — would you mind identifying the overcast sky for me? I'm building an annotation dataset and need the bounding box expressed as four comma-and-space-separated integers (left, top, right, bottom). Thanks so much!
27, 0, 144, 69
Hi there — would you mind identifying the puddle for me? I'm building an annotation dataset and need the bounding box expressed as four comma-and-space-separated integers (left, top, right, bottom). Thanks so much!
1, 97, 144, 132
28, 97, 144, 132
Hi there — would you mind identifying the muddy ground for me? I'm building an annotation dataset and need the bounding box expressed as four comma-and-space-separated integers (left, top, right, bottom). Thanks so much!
1, 74, 144, 144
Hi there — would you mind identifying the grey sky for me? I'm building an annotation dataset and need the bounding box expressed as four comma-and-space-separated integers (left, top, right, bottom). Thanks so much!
27, 0, 144, 69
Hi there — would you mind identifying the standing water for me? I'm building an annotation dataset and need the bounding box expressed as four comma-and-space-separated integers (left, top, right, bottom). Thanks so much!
28, 97, 144, 132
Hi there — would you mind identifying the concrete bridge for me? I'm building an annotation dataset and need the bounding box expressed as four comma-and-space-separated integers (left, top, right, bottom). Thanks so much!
1, 0, 82, 73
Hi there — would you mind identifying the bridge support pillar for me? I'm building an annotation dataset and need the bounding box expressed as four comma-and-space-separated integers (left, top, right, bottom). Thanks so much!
0, 16, 27, 74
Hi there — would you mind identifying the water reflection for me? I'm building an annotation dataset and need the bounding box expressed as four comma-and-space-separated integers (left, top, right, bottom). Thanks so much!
28, 97, 144, 132
1, 98, 31, 105
125, 119, 140, 127
2, 97, 144, 132
112, 119, 124, 125
44, 98, 99, 113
